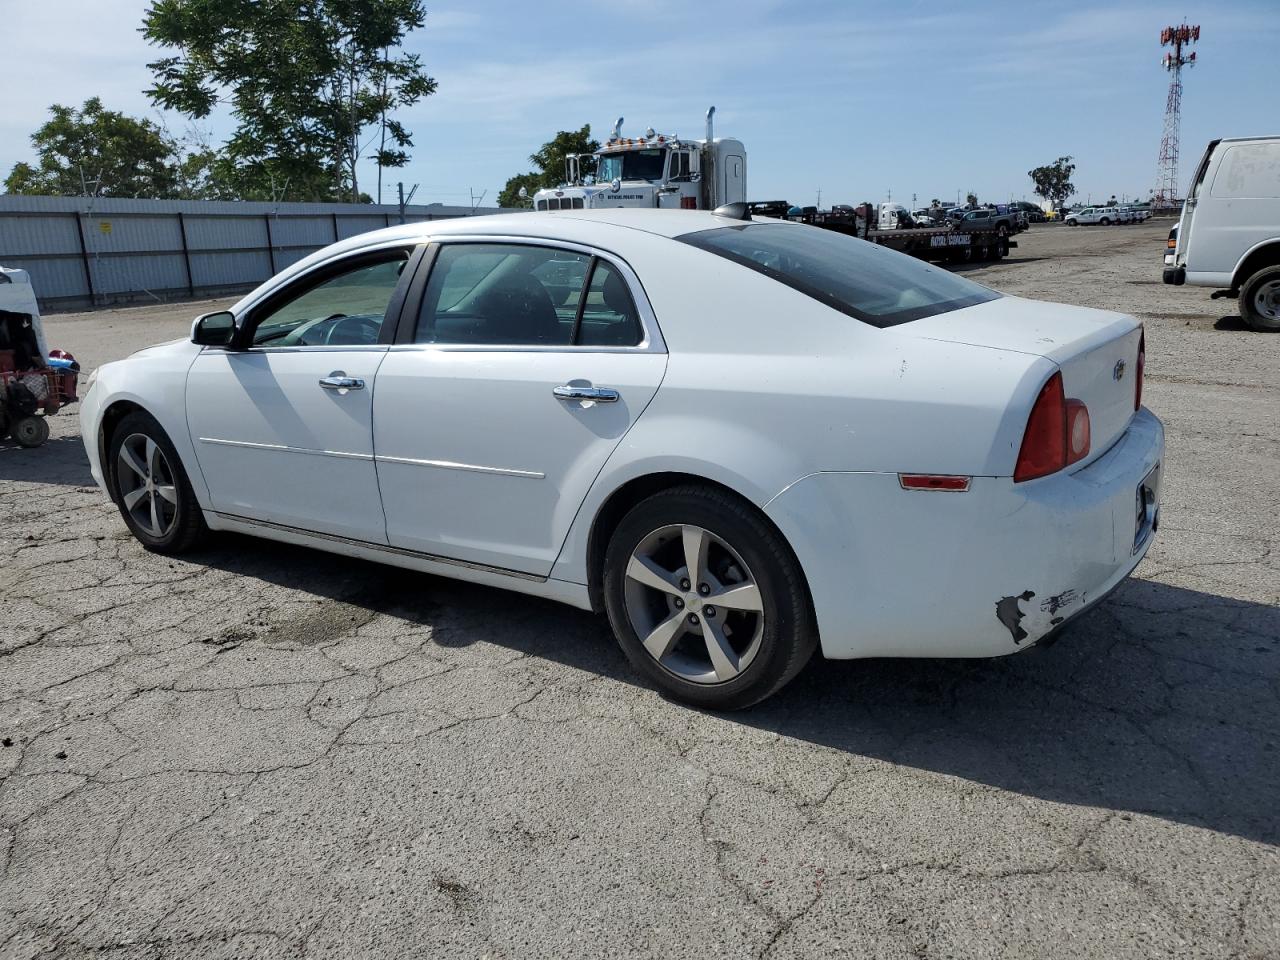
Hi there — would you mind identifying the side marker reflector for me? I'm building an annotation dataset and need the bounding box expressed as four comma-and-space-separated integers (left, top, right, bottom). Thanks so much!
899, 474, 971, 492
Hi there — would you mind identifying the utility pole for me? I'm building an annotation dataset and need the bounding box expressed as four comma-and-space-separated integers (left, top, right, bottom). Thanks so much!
469, 188, 487, 215
397, 181, 418, 224
816, 187, 822, 209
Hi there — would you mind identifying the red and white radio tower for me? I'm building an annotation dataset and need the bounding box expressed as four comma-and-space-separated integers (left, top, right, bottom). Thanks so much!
1153, 22, 1200, 206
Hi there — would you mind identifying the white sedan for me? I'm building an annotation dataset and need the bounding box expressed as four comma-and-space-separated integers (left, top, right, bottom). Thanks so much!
80, 208, 1163, 709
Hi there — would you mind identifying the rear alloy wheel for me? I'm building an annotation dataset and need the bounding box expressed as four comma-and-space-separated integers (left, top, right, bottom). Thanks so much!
1239, 265, 1280, 332
109, 411, 207, 553
603, 486, 817, 710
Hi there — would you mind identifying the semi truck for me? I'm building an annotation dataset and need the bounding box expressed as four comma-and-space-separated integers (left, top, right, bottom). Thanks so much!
532, 107, 1013, 264
532, 107, 745, 212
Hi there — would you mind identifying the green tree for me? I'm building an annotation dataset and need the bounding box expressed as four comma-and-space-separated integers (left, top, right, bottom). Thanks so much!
3, 98, 178, 197
498, 125, 599, 208
1028, 156, 1076, 212
142, 0, 437, 203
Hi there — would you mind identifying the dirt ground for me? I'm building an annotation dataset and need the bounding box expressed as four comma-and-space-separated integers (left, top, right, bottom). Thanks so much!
2, 222, 1278, 959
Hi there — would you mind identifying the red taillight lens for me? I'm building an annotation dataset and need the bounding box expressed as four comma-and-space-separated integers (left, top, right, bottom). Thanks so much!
1014, 373, 1067, 482
680, 197, 697, 210
1135, 328, 1145, 411
1014, 373, 1092, 482
1065, 399, 1091, 465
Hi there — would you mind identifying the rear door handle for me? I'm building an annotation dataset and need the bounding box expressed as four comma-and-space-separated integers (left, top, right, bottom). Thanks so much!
553, 385, 619, 403
319, 372, 365, 393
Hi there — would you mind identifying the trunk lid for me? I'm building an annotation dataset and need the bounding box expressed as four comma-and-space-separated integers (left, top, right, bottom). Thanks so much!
898, 296, 1143, 464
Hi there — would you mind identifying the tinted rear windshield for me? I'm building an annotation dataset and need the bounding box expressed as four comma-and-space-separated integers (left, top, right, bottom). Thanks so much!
677, 222, 998, 327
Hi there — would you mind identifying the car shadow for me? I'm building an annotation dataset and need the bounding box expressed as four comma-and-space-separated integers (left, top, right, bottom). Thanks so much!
0, 433, 96, 487
188, 534, 1279, 848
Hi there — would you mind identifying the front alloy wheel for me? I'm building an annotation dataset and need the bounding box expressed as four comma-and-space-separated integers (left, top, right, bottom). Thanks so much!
109, 411, 207, 553
116, 433, 179, 538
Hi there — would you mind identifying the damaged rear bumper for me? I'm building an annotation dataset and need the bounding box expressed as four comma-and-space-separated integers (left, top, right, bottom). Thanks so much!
765, 408, 1165, 660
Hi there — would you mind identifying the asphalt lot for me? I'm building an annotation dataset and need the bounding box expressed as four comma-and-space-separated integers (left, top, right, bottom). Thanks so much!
2, 221, 1278, 959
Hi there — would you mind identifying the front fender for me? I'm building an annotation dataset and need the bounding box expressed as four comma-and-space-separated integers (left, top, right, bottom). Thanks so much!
79, 344, 207, 507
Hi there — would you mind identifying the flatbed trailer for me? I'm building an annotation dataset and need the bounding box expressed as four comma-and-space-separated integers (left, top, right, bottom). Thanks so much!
798, 212, 1016, 265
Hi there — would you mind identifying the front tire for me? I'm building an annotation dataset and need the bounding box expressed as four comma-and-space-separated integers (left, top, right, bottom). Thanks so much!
1238, 265, 1280, 332
108, 411, 208, 553
602, 485, 817, 710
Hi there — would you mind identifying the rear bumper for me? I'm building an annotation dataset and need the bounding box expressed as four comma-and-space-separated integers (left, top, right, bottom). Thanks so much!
1163, 265, 1185, 285
766, 408, 1165, 660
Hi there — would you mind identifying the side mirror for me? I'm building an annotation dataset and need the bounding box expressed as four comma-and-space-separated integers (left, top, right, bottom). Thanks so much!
191, 311, 236, 347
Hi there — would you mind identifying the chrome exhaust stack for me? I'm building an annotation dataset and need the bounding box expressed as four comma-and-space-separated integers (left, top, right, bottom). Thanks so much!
705, 105, 716, 143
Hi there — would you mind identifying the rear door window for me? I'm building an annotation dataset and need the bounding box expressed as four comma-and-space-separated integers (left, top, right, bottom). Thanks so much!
678, 222, 997, 327
414, 244, 644, 347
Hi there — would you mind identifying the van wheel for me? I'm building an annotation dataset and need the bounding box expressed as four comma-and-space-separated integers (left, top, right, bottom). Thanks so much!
602, 486, 817, 710
1239, 266, 1280, 332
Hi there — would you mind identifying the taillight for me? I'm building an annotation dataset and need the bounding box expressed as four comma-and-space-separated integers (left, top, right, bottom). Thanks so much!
1014, 372, 1091, 482
680, 197, 697, 210
1065, 399, 1091, 465
1135, 328, 1145, 411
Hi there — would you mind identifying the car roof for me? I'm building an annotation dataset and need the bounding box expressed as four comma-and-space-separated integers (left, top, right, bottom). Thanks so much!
247, 208, 791, 300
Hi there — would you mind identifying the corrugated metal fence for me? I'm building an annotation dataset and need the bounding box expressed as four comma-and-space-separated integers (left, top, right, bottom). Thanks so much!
0, 196, 509, 311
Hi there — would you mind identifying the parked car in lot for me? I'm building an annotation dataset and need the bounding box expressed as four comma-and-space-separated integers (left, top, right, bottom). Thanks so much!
1164, 135, 1280, 331
81, 209, 1162, 709
748, 200, 791, 219
1065, 207, 1116, 226
956, 208, 1018, 235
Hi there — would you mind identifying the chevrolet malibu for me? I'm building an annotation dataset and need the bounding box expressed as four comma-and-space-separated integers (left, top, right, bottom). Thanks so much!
81, 208, 1163, 709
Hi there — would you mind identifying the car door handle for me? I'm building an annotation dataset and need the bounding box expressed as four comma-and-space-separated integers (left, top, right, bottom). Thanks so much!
553, 384, 619, 403
319, 373, 365, 392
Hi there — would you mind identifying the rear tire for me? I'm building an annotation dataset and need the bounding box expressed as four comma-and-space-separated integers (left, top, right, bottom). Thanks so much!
108, 410, 208, 553
602, 485, 817, 710
1100, 217, 1111, 226
1239, 265, 1280, 332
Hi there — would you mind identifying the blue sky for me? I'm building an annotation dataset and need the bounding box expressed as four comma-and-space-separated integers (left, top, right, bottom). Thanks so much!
3, 0, 1277, 207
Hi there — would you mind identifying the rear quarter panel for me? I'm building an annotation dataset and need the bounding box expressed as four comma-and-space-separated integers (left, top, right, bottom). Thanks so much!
550, 235, 1049, 585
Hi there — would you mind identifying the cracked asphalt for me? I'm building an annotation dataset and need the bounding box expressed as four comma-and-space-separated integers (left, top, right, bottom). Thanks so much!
2, 222, 1278, 959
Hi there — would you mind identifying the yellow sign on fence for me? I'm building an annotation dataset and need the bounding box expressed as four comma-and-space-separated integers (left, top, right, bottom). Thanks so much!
98, 221, 112, 234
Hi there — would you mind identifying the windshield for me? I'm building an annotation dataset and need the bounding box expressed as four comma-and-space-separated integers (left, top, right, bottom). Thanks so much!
595, 148, 667, 184
677, 222, 999, 327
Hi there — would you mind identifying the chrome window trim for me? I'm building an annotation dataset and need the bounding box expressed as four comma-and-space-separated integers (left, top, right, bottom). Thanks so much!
201, 344, 390, 355
404, 234, 667, 354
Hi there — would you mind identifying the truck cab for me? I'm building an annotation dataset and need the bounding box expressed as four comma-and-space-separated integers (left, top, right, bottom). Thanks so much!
1163, 135, 1280, 330
532, 107, 747, 213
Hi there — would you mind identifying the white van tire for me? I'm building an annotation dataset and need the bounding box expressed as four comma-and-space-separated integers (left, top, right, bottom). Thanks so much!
1239, 265, 1280, 332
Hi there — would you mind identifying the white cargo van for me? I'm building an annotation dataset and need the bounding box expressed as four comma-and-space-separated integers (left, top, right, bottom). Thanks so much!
1163, 135, 1280, 331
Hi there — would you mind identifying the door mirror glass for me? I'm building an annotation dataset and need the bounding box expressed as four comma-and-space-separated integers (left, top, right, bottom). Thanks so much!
191, 311, 236, 346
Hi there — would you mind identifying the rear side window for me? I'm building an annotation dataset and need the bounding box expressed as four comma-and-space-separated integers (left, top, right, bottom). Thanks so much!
414, 243, 643, 347
1210, 142, 1280, 199
677, 222, 998, 327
